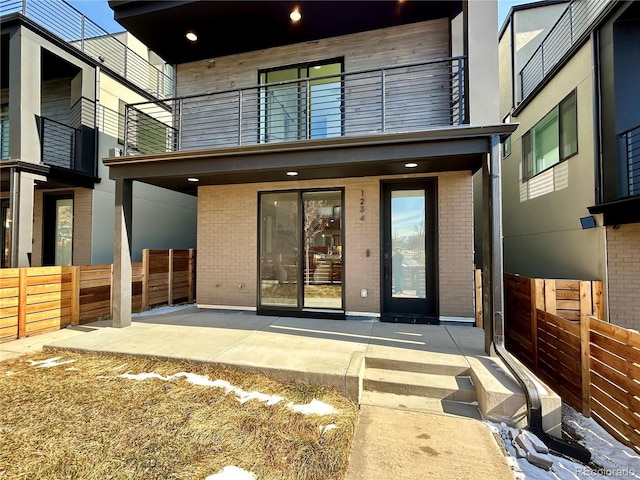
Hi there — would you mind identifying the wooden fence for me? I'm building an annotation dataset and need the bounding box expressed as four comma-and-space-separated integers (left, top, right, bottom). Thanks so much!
503, 273, 640, 455
0, 249, 195, 343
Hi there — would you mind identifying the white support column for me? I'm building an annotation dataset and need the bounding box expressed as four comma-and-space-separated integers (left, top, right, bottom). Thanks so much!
9, 169, 38, 267
112, 178, 133, 328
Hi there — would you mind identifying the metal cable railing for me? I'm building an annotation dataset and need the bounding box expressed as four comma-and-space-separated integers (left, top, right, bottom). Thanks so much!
40, 117, 77, 170
1, 0, 173, 98
124, 56, 465, 155
0, 110, 9, 160
519, 0, 613, 102
623, 124, 640, 197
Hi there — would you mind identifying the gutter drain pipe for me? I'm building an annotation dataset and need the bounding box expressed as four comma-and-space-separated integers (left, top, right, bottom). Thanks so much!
487, 135, 591, 465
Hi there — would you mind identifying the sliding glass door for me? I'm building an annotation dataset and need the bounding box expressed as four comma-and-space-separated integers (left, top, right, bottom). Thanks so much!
259, 190, 343, 312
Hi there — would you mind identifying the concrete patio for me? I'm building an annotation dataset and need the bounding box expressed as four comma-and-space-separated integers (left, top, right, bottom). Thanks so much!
19, 305, 559, 435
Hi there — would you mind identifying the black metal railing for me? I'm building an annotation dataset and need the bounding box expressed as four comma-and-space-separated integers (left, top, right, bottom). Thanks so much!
1, 0, 173, 98
623, 124, 640, 197
124, 56, 466, 155
519, 0, 612, 102
0, 110, 8, 160
40, 117, 78, 169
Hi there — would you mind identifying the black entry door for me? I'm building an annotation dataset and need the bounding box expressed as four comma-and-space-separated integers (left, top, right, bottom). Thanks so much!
381, 180, 438, 323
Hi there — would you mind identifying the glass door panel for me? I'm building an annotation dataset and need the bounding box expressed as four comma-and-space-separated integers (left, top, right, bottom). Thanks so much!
391, 190, 426, 299
54, 198, 73, 266
302, 191, 342, 309
259, 192, 299, 307
382, 181, 437, 323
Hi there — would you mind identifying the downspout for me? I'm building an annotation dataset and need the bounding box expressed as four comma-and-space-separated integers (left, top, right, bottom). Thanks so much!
487, 135, 591, 464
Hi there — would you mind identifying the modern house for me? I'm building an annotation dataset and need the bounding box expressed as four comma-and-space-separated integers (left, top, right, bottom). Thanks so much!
104, 0, 513, 327
0, 0, 197, 268
499, 0, 639, 330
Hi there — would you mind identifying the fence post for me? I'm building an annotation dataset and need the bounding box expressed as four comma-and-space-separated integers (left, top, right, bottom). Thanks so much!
475, 269, 482, 328
544, 279, 556, 314
141, 249, 149, 311
70, 266, 80, 326
531, 278, 544, 372
18, 268, 27, 338
188, 249, 195, 303
168, 249, 174, 306
110, 263, 114, 317
592, 281, 604, 320
579, 281, 593, 319
580, 314, 591, 417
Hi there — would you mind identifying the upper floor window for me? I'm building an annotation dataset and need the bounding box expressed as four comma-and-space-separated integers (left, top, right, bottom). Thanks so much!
259, 59, 343, 143
522, 90, 577, 181
502, 136, 511, 159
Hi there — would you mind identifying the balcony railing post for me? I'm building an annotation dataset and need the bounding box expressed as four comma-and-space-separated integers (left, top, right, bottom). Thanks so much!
381, 69, 386, 133
238, 90, 243, 146
124, 106, 129, 155
177, 98, 183, 151
80, 15, 85, 52
123, 45, 128, 79
39, 116, 44, 165
21, 0, 26, 15
569, 1, 574, 44
305, 79, 311, 140
458, 57, 464, 125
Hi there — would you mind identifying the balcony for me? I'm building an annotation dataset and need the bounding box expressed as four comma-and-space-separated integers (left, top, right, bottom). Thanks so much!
519, 0, 613, 103
623, 124, 640, 198
123, 56, 465, 156
0, 0, 173, 98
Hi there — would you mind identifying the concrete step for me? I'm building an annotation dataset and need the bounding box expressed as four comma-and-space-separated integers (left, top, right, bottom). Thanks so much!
360, 390, 482, 420
364, 368, 476, 402
365, 355, 470, 377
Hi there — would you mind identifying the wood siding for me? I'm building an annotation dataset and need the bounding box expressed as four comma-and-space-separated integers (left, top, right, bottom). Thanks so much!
177, 19, 449, 96
175, 20, 450, 150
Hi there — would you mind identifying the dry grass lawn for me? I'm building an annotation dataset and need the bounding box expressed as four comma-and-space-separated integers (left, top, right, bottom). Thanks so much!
0, 350, 359, 480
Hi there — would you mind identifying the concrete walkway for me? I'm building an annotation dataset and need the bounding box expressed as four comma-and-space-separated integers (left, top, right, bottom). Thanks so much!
2, 306, 520, 479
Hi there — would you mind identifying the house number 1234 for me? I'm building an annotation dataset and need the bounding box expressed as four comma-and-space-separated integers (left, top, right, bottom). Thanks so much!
360, 190, 365, 221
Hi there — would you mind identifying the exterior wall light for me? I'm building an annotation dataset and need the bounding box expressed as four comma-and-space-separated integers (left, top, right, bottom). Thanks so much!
185, 31, 198, 42
187, 177, 199, 182
286, 171, 298, 176
405, 163, 418, 168
290, 8, 301, 22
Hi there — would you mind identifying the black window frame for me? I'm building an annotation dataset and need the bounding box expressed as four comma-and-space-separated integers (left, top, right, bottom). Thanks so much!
522, 89, 578, 181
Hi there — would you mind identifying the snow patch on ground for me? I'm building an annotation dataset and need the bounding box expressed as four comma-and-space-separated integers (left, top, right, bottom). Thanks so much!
117, 371, 338, 415
28, 357, 77, 368
204, 466, 256, 480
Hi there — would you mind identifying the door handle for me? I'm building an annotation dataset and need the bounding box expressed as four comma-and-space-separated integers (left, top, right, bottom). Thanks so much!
383, 252, 390, 280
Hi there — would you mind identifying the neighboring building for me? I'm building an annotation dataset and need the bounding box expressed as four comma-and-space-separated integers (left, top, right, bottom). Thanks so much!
0, 0, 197, 268
499, 0, 640, 329
105, 0, 512, 325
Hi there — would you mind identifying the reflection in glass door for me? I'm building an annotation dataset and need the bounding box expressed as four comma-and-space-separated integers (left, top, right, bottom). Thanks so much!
382, 181, 437, 323
259, 192, 299, 307
259, 190, 343, 312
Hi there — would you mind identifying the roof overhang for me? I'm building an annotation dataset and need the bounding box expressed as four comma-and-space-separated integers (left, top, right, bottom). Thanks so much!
104, 124, 517, 195
0, 161, 100, 192
588, 197, 640, 226
108, 0, 463, 64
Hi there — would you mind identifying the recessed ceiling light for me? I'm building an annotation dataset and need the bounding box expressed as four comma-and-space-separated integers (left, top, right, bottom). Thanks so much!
289, 8, 301, 22
286, 171, 298, 176
405, 163, 418, 168
185, 31, 198, 42
187, 177, 199, 182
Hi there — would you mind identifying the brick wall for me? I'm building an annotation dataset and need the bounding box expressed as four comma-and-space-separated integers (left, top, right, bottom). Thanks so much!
606, 223, 640, 331
197, 173, 474, 318
437, 173, 475, 318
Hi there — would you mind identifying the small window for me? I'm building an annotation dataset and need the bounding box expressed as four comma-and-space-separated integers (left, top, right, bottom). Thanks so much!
522, 90, 577, 180
502, 136, 511, 158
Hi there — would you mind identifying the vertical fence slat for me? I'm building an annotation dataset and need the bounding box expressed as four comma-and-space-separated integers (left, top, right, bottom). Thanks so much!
71, 266, 80, 326
531, 278, 544, 371
475, 269, 483, 328
18, 268, 27, 338
188, 248, 195, 303
142, 249, 149, 310
168, 249, 174, 306
544, 279, 556, 314
579, 281, 593, 319
580, 314, 591, 417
